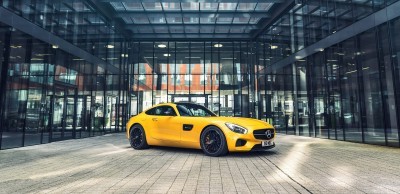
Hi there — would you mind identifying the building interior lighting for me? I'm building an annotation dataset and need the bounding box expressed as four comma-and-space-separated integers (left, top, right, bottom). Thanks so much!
163, 53, 171, 57
52, 45, 59, 49
106, 44, 114, 49
213, 44, 223, 48
158, 44, 167, 48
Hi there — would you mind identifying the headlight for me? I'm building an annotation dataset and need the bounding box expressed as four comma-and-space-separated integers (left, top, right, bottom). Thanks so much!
225, 123, 248, 134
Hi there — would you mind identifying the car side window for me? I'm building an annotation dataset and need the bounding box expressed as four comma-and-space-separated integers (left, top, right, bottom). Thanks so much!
177, 105, 193, 116
149, 106, 177, 116
145, 107, 156, 115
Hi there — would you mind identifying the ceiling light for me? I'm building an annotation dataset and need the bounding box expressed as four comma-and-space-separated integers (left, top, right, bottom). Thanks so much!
10, 45, 22, 49
158, 44, 167, 48
163, 53, 171, 57
121, 54, 128, 57
106, 44, 114, 49
52, 45, 59, 49
270, 45, 278, 49
214, 44, 223, 48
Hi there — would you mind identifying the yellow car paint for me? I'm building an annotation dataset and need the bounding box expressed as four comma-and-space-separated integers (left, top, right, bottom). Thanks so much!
126, 103, 275, 152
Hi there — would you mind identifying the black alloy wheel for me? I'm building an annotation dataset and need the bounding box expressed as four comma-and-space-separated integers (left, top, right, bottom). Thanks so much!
200, 126, 228, 157
129, 124, 149, 150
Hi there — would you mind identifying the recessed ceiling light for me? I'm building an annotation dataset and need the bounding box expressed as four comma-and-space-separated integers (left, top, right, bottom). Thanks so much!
52, 45, 59, 49
158, 44, 167, 48
214, 44, 223, 48
106, 44, 114, 49
270, 45, 278, 49
121, 54, 128, 57
163, 53, 171, 57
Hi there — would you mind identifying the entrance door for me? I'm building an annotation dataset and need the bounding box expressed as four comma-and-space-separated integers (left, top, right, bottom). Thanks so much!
51, 86, 76, 141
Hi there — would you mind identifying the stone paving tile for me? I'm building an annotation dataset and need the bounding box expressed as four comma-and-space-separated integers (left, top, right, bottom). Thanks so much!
0, 133, 400, 194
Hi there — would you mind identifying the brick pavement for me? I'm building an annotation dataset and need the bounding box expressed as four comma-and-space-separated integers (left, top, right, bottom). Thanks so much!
0, 133, 399, 194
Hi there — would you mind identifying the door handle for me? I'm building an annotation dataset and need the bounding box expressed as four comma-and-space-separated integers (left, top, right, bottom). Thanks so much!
152, 118, 158, 121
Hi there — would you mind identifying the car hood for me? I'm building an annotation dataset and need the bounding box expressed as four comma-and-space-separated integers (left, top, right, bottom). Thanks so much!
205, 116, 273, 129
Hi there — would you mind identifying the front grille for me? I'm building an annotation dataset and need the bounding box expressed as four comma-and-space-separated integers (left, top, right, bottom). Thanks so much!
253, 128, 275, 140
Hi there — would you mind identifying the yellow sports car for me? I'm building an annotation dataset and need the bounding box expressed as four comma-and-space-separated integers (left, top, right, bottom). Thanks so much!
126, 102, 275, 156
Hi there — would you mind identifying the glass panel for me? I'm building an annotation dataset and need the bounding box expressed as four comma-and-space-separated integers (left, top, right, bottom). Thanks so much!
1, 31, 29, 149
237, 3, 256, 10
200, 3, 218, 11
311, 52, 329, 138
132, 16, 150, 24
217, 17, 233, 24
256, 3, 273, 11
326, 46, 343, 140
388, 18, 400, 147
110, 2, 125, 11
233, 17, 250, 24
296, 61, 310, 136
142, 2, 162, 11
162, 2, 180, 10
340, 38, 362, 143
181, 2, 199, 10
218, 3, 237, 11
359, 29, 385, 145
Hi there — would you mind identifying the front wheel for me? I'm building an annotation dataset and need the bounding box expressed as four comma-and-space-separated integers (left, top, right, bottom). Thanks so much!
129, 124, 149, 150
200, 126, 228, 157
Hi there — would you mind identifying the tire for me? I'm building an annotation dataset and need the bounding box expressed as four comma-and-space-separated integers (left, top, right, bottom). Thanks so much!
129, 124, 149, 150
200, 126, 228, 157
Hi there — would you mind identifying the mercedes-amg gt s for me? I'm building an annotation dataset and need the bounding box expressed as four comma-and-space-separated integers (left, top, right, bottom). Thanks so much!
126, 102, 275, 156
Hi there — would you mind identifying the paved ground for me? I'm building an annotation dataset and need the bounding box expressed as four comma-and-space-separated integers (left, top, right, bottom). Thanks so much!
0, 133, 399, 194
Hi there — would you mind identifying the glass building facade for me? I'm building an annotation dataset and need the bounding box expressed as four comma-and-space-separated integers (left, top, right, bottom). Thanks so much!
0, 0, 129, 149
1, 0, 400, 149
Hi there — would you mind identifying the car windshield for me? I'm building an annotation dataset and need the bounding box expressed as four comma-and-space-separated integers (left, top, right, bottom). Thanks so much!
176, 103, 216, 117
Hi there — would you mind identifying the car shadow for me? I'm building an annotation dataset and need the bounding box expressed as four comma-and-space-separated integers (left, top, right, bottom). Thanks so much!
227, 150, 278, 158
149, 146, 204, 155
145, 146, 279, 158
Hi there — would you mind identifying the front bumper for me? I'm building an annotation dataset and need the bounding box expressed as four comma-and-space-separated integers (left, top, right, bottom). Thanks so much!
224, 129, 276, 152
251, 142, 275, 151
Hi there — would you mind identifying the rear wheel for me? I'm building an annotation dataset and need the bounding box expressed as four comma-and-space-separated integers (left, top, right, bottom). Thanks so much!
200, 126, 228, 157
129, 124, 149, 149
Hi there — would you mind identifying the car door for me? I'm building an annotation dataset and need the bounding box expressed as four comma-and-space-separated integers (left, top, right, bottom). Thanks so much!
152, 105, 181, 145
175, 104, 208, 149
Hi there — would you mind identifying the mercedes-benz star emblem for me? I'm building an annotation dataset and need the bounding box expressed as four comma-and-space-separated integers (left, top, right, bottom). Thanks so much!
265, 130, 272, 139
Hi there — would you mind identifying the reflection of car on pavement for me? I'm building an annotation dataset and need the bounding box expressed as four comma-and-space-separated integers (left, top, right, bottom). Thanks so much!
126, 102, 276, 157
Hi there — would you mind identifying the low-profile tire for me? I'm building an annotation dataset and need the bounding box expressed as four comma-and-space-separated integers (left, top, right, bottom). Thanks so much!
129, 124, 149, 150
200, 126, 228, 157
